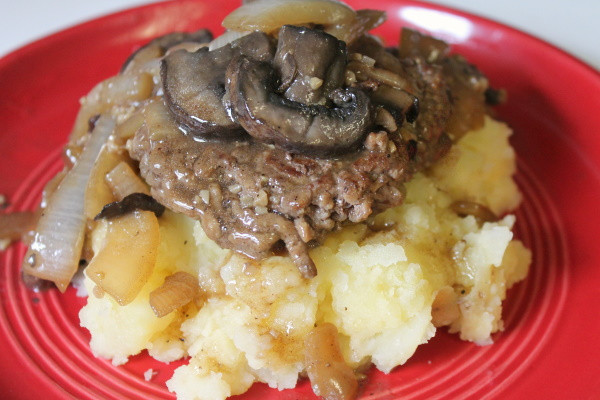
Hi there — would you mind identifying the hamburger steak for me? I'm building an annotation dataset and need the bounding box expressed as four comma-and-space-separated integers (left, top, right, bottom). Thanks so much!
130, 25, 489, 277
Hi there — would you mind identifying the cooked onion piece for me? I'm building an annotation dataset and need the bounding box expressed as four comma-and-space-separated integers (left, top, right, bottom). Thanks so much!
0, 211, 38, 242
223, 0, 356, 34
305, 323, 358, 400
22, 116, 116, 292
149, 271, 199, 317
326, 9, 386, 44
114, 111, 145, 143
40, 170, 67, 209
106, 162, 150, 200
142, 99, 185, 141
70, 73, 154, 143
348, 58, 410, 91
86, 210, 160, 305
208, 30, 252, 51
370, 85, 416, 111
121, 29, 213, 74
374, 107, 398, 132
84, 145, 123, 220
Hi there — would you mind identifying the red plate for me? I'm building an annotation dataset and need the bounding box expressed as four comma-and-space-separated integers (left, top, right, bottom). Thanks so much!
1, 0, 599, 399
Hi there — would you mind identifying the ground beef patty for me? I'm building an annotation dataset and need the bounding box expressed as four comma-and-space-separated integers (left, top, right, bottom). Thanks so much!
129, 27, 488, 277
131, 103, 419, 278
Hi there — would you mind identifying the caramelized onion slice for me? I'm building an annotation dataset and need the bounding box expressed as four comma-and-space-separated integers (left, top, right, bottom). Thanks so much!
105, 162, 150, 200
305, 323, 358, 400
84, 144, 123, 220
70, 74, 153, 143
149, 272, 199, 318
21, 269, 54, 292
326, 9, 386, 44
114, 111, 145, 143
121, 29, 213, 74
22, 116, 116, 292
0, 211, 38, 241
348, 59, 410, 91
223, 0, 356, 34
86, 210, 159, 305
208, 30, 252, 51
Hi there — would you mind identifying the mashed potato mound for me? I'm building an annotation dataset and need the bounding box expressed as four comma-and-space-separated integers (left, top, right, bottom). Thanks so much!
80, 116, 531, 400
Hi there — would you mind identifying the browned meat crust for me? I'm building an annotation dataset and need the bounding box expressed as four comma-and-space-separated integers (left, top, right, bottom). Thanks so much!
131, 108, 417, 277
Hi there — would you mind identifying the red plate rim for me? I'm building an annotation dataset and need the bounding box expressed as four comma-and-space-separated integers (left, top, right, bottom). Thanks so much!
1, 1, 600, 399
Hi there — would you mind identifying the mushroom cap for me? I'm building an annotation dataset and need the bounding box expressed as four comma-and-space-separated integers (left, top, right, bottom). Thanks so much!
274, 25, 346, 105
227, 55, 373, 156
161, 31, 275, 139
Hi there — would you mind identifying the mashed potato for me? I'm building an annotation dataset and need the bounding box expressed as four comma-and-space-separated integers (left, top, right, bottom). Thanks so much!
80, 116, 531, 400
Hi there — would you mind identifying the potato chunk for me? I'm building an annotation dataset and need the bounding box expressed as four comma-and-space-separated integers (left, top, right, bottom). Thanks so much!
149, 271, 199, 318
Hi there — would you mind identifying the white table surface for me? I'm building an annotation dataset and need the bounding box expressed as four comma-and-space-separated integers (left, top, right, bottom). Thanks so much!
1, 0, 598, 69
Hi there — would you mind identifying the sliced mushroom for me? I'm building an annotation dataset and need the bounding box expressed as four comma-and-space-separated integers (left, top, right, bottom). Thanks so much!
227, 56, 373, 156
94, 192, 165, 220
161, 31, 275, 138
273, 25, 346, 105
121, 29, 213, 73
161, 46, 238, 137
